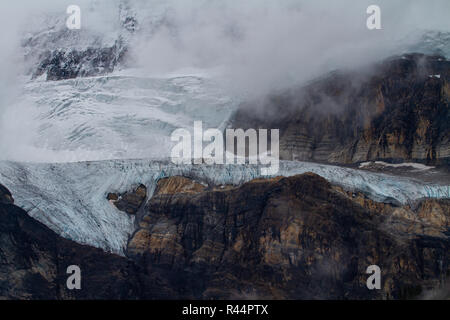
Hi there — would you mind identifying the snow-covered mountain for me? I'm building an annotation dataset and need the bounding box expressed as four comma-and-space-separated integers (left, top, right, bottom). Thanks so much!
0, 0, 449, 256
4, 71, 235, 162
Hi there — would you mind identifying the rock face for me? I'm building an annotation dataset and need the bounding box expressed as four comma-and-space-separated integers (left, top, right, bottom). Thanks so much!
2, 175, 449, 300
0, 185, 13, 205
231, 54, 450, 166
0, 185, 174, 300
22, 2, 137, 82
108, 184, 147, 215
154, 176, 206, 195
127, 175, 450, 299
32, 41, 127, 81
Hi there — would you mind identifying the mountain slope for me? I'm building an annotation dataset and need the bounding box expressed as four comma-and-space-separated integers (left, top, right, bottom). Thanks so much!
2, 173, 449, 300
232, 54, 450, 166
0, 185, 155, 299
1, 159, 448, 255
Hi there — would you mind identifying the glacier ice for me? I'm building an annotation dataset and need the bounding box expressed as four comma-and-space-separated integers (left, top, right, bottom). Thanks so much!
0, 159, 448, 255
1, 0, 449, 257
2, 72, 237, 163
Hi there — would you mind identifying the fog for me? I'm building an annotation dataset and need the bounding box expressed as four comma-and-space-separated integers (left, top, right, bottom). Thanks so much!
1, 0, 449, 95
0, 0, 449, 162
127, 0, 450, 96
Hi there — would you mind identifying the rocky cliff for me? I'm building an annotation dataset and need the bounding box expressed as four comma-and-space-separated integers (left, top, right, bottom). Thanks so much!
1, 173, 449, 300
0, 185, 173, 300
231, 54, 450, 166
127, 175, 450, 299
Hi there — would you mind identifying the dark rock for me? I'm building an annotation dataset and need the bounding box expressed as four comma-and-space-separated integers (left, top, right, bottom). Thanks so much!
0, 184, 177, 300
110, 184, 147, 215
122, 16, 139, 33
0, 197, 138, 299
0, 184, 13, 205
2, 175, 449, 300
128, 174, 450, 299
231, 54, 450, 166
32, 40, 127, 81
107, 193, 119, 201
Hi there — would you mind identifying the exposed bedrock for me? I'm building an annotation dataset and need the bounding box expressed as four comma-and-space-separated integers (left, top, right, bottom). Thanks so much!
1, 173, 449, 299
31, 41, 127, 81
108, 184, 147, 215
0, 184, 175, 300
127, 174, 450, 299
231, 54, 450, 166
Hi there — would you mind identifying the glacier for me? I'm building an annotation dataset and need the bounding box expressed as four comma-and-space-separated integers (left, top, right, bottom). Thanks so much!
0, 159, 448, 255
0, 0, 449, 257
2, 71, 236, 163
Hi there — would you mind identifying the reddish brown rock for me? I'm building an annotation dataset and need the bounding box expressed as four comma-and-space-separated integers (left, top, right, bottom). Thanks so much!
154, 176, 206, 195
109, 184, 147, 215
2, 175, 449, 300
128, 173, 450, 300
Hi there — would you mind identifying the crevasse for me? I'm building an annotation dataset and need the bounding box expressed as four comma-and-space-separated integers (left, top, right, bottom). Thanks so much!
0, 159, 448, 255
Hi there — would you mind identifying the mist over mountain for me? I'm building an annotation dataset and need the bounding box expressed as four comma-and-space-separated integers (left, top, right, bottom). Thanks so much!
9, 0, 450, 89
0, 1, 449, 301
0, 0, 449, 162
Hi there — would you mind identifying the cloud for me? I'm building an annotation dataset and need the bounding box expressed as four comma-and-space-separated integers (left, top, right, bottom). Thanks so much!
127, 0, 450, 97
0, 0, 449, 161
1, 0, 449, 99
